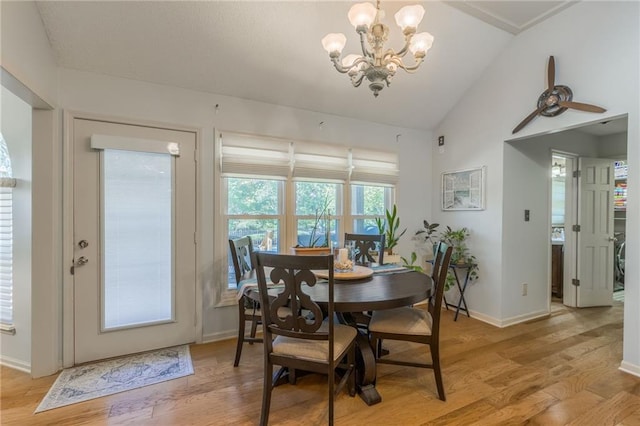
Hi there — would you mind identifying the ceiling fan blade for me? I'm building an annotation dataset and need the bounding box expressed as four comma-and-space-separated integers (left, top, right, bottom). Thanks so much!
558, 100, 606, 113
512, 106, 545, 134
547, 56, 555, 92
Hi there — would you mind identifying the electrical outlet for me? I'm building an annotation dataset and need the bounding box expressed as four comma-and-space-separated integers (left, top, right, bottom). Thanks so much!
522, 283, 528, 296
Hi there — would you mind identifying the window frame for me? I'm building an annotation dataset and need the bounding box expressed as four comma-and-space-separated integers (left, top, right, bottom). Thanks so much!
292, 179, 344, 250
350, 183, 394, 235
223, 175, 285, 290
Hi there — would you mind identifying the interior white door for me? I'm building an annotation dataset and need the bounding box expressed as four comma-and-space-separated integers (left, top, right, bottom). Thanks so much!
72, 118, 196, 364
576, 157, 614, 307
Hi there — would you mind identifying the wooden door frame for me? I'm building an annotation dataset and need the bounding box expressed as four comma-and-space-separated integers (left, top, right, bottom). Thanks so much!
62, 110, 202, 367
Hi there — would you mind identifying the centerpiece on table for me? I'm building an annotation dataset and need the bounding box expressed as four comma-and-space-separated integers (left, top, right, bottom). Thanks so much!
334, 242, 354, 273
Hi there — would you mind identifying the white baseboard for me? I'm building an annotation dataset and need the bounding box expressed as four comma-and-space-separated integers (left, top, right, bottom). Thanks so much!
620, 361, 640, 377
0, 355, 31, 374
497, 309, 550, 328
465, 309, 501, 327
466, 308, 549, 328
202, 330, 239, 344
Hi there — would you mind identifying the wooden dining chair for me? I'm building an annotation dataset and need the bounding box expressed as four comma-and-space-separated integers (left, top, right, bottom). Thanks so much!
344, 233, 385, 265
368, 241, 453, 401
253, 252, 357, 426
229, 236, 261, 367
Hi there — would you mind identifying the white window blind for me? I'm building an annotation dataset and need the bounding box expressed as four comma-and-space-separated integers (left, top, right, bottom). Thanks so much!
220, 131, 398, 184
350, 148, 399, 185
293, 141, 350, 181
220, 132, 291, 177
0, 130, 16, 331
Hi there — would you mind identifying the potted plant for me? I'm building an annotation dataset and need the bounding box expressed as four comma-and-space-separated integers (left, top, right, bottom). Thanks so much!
415, 220, 440, 258
291, 190, 332, 255
439, 226, 479, 289
375, 204, 407, 255
401, 251, 425, 273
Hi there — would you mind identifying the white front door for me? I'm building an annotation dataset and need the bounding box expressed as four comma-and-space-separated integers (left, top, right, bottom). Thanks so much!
576, 157, 614, 307
72, 118, 197, 364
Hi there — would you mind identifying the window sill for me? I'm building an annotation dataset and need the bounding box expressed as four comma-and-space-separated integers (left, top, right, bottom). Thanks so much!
0, 324, 16, 335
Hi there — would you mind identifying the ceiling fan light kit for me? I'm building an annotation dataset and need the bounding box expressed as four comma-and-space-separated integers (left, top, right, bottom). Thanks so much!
512, 56, 607, 134
321, 0, 434, 97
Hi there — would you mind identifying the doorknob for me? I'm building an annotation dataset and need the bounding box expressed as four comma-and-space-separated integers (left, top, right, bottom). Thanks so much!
608, 236, 618, 242
76, 256, 89, 266
78, 240, 89, 249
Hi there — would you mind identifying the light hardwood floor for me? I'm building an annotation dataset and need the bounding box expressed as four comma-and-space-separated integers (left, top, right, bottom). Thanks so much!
2, 301, 639, 425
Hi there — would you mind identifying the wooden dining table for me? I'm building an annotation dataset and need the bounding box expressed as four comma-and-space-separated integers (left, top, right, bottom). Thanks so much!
302, 269, 433, 406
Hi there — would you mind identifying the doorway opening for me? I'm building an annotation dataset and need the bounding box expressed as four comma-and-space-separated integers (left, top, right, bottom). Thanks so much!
545, 119, 628, 307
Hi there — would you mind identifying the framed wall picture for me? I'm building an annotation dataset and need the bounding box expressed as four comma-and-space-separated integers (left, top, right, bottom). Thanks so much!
442, 166, 486, 211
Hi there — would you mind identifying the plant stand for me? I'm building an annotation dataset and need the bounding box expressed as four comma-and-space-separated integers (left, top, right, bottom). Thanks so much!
443, 263, 475, 321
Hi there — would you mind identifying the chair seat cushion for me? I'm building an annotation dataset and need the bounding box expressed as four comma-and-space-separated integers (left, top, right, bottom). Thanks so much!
369, 307, 433, 336
273, 323, 357, 362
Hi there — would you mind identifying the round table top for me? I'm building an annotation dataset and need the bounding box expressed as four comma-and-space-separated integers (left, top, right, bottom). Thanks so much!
302, 270, 433, 312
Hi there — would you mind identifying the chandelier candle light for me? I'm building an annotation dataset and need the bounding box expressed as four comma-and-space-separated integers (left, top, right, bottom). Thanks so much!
321, 0, 434, 97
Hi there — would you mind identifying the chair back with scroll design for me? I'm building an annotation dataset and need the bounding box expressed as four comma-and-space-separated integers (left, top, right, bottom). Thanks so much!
253, 252, 356, 426
344, 233, 385, 265
229, 236, 260, 367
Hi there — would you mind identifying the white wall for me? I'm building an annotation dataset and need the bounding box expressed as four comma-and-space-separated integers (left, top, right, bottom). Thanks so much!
1, 0, 61, 377
0, 1, 58, 107
599, 132, 628, 158
434, 1, 640, 370
0, 87, 32, 372
58, 68, 433, 342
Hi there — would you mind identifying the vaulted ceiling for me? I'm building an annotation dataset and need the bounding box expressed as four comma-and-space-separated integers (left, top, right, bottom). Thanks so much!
35, 1, 575, 131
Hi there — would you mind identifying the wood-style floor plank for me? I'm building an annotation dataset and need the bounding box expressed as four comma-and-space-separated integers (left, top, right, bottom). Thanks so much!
2, 301, 638, 425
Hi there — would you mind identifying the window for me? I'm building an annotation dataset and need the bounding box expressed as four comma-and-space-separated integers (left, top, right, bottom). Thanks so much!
351, 184, 393, 234
225, 177, 283, 288
0, 133, 16, 332
218, 131, 397, 295
295, 181, 342, 248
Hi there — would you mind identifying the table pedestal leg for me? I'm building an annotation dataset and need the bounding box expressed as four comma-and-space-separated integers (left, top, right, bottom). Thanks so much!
338, 312, 382, 405
354, 332, 381, 405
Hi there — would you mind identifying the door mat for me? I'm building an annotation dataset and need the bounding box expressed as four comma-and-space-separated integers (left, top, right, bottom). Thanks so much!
35, 345, 193, 413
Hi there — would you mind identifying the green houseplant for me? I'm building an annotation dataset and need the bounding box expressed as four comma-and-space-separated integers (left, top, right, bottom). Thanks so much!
415, 220, 440, 258
440, 226, 479, 289
375, 204, 407, 255
291, 190, 332, 254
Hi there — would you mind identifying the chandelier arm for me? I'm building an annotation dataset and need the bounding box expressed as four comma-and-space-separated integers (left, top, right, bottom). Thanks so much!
389, 56, 424, 73
358, 30, 374, 58
393, 36, 413, 58
330, 56, 354, 74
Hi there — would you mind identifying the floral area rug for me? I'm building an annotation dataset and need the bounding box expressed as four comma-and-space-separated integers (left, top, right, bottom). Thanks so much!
35, 345, 193, 413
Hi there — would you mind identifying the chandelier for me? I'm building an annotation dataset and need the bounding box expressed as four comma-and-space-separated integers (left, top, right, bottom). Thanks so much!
321, 0, 434, 97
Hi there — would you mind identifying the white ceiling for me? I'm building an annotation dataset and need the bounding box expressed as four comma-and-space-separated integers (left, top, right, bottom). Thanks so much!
35, 1, 575, 131
445, 1, 575, 34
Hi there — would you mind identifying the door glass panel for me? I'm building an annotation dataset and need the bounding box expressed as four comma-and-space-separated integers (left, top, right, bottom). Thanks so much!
102, 149, 173, 330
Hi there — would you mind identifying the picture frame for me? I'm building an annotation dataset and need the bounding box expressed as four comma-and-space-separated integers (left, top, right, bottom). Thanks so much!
442, 166, 486, 211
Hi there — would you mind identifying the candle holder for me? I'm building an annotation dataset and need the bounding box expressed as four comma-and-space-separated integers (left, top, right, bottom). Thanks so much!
334, 242, 354, 273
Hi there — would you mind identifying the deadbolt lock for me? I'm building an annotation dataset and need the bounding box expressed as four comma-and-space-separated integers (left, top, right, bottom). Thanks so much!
78, 240, 89, 249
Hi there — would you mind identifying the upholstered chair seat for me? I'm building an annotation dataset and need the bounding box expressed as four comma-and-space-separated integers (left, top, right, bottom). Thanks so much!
369, 306, 433, 336
273, 323, 357, 362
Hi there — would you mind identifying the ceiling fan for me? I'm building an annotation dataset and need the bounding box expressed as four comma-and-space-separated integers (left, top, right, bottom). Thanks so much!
512, 56, 606, 134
